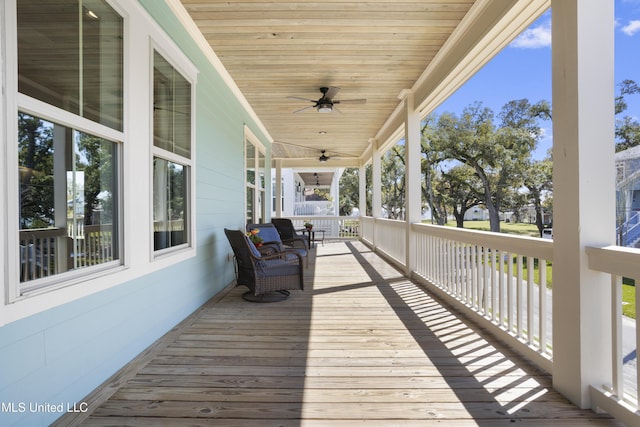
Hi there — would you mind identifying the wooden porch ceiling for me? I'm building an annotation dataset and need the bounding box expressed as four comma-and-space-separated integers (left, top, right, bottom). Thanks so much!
58, 241, 623, 425
177, 0, 550, 167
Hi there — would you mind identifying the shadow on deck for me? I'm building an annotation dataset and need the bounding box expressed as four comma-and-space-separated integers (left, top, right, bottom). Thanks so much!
55, 240, 623, 426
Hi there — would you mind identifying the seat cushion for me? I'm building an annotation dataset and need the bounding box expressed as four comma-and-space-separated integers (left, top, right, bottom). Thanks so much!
258, 259, 300, 277
288, 248, 307, 259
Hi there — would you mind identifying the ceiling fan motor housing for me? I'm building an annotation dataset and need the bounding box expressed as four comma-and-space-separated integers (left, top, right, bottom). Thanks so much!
317, 100, 333, 112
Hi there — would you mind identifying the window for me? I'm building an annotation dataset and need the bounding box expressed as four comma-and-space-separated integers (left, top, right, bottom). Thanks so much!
18, 0, 123, 131
245, 129, 266, 224
15, 0, 123, 292
153, 51, 192, 253
18, 114, 119, 286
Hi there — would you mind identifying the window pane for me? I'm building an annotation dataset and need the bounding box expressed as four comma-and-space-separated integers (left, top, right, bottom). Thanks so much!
246, 143, 255, 184
258, 151, 265, 189
153, 52, 191, 158
153, 158, 188, 251
257, 190, 263, 224
17, 0, 123, 131
246, 187, 254, 225
18, 113, 119, 284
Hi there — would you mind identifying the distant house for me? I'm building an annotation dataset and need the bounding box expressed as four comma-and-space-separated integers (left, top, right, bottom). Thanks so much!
615, 145, 640, 247
464, 207, 490, 221
272, 168, 343, 218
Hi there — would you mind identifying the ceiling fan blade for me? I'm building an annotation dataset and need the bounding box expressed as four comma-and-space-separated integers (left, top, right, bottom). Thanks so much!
332, 105, 343, 115
286, 96, 316, 102
273, 140, 317, 152
334, 98, 367, 104
274, 140, 359, 158
292, 105, 315, 114
325, 86, 341, 100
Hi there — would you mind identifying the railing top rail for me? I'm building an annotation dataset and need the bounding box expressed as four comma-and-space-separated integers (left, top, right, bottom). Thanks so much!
412, 222, 554, 261
286, 215, 359, 221
586, 245, 640, 279
19, 227, 66, 238
374, 217, 406, 228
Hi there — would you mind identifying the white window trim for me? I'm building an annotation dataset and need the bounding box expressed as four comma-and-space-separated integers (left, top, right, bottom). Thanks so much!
0, 0, 198, 327
245, 126, 267, 224
2, 0, 19, 306
150, 41, 197, 260
4, 0, 129, 306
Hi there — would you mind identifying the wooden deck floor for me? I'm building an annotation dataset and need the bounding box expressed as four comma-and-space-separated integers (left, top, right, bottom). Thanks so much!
57, 240, 624, 426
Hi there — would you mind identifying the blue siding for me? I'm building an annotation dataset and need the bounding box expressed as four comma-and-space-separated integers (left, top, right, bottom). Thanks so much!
0, 1, 269, 425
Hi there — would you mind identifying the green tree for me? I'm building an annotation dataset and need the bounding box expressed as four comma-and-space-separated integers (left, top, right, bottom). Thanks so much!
18, 114, 54, 229
76, 134, 116, 225
421, 117, 448, 225
430, 99, 549, 232
381, 144, 406, 219
439, 165, 483, 228
615, 79, 640, 152
522, 156, 553, 236
339, 168, 359, 216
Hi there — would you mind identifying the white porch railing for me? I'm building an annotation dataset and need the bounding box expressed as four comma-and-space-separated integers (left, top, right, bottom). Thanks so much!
19, 227, 66, 282
20, 224, 115, 283
365, 218, 406, 267
361, 216, 375, 243
292, 201, 335, 216
287, 216, 360, 239
361, 219, 554, 369
587, 245, 640, 426
410, 222, 553, 372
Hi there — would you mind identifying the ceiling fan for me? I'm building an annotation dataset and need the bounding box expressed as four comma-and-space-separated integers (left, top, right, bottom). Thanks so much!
318, 150, 330, 162
287, 87, 366, 114
273, 141, 358, 162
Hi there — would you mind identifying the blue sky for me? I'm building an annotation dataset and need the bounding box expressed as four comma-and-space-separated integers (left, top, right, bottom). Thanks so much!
433, 0, 640, 160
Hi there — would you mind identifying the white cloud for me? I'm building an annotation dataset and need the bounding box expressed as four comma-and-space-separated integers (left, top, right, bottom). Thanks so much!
510, 22, 551, 49
622, 20, 640, 36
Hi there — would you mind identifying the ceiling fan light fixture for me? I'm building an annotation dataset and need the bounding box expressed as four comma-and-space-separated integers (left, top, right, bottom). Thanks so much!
317, 103, 332, 113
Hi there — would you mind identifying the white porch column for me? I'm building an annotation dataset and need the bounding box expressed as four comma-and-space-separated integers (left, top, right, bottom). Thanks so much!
551, 0, 615, 409
274, 159, 282, 219
400, 90, 421, 276
331, 169, 340, 216
359, 163, 367, 217
372, 138, 382, 249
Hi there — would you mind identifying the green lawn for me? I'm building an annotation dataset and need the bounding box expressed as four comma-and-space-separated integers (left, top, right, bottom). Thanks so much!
623, 283, 636, 319
444, 220, 551, 286
520, 258, 553, 289
445, 220, 542, 237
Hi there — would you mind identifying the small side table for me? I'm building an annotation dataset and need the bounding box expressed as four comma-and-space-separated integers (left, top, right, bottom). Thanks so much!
301, 229, 325, 248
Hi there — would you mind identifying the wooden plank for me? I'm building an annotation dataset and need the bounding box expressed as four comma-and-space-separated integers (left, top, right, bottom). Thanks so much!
90, 400, 617, 421
80, 418, 626, 427
110, 386, 558, 404
146, 355, 523, 370
122, 374, 553, 390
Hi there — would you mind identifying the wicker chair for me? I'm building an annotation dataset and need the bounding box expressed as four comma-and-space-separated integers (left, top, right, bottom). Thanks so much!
247, 223, 308, 267
224, 229, 304, 302
271, 218, 310, 251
